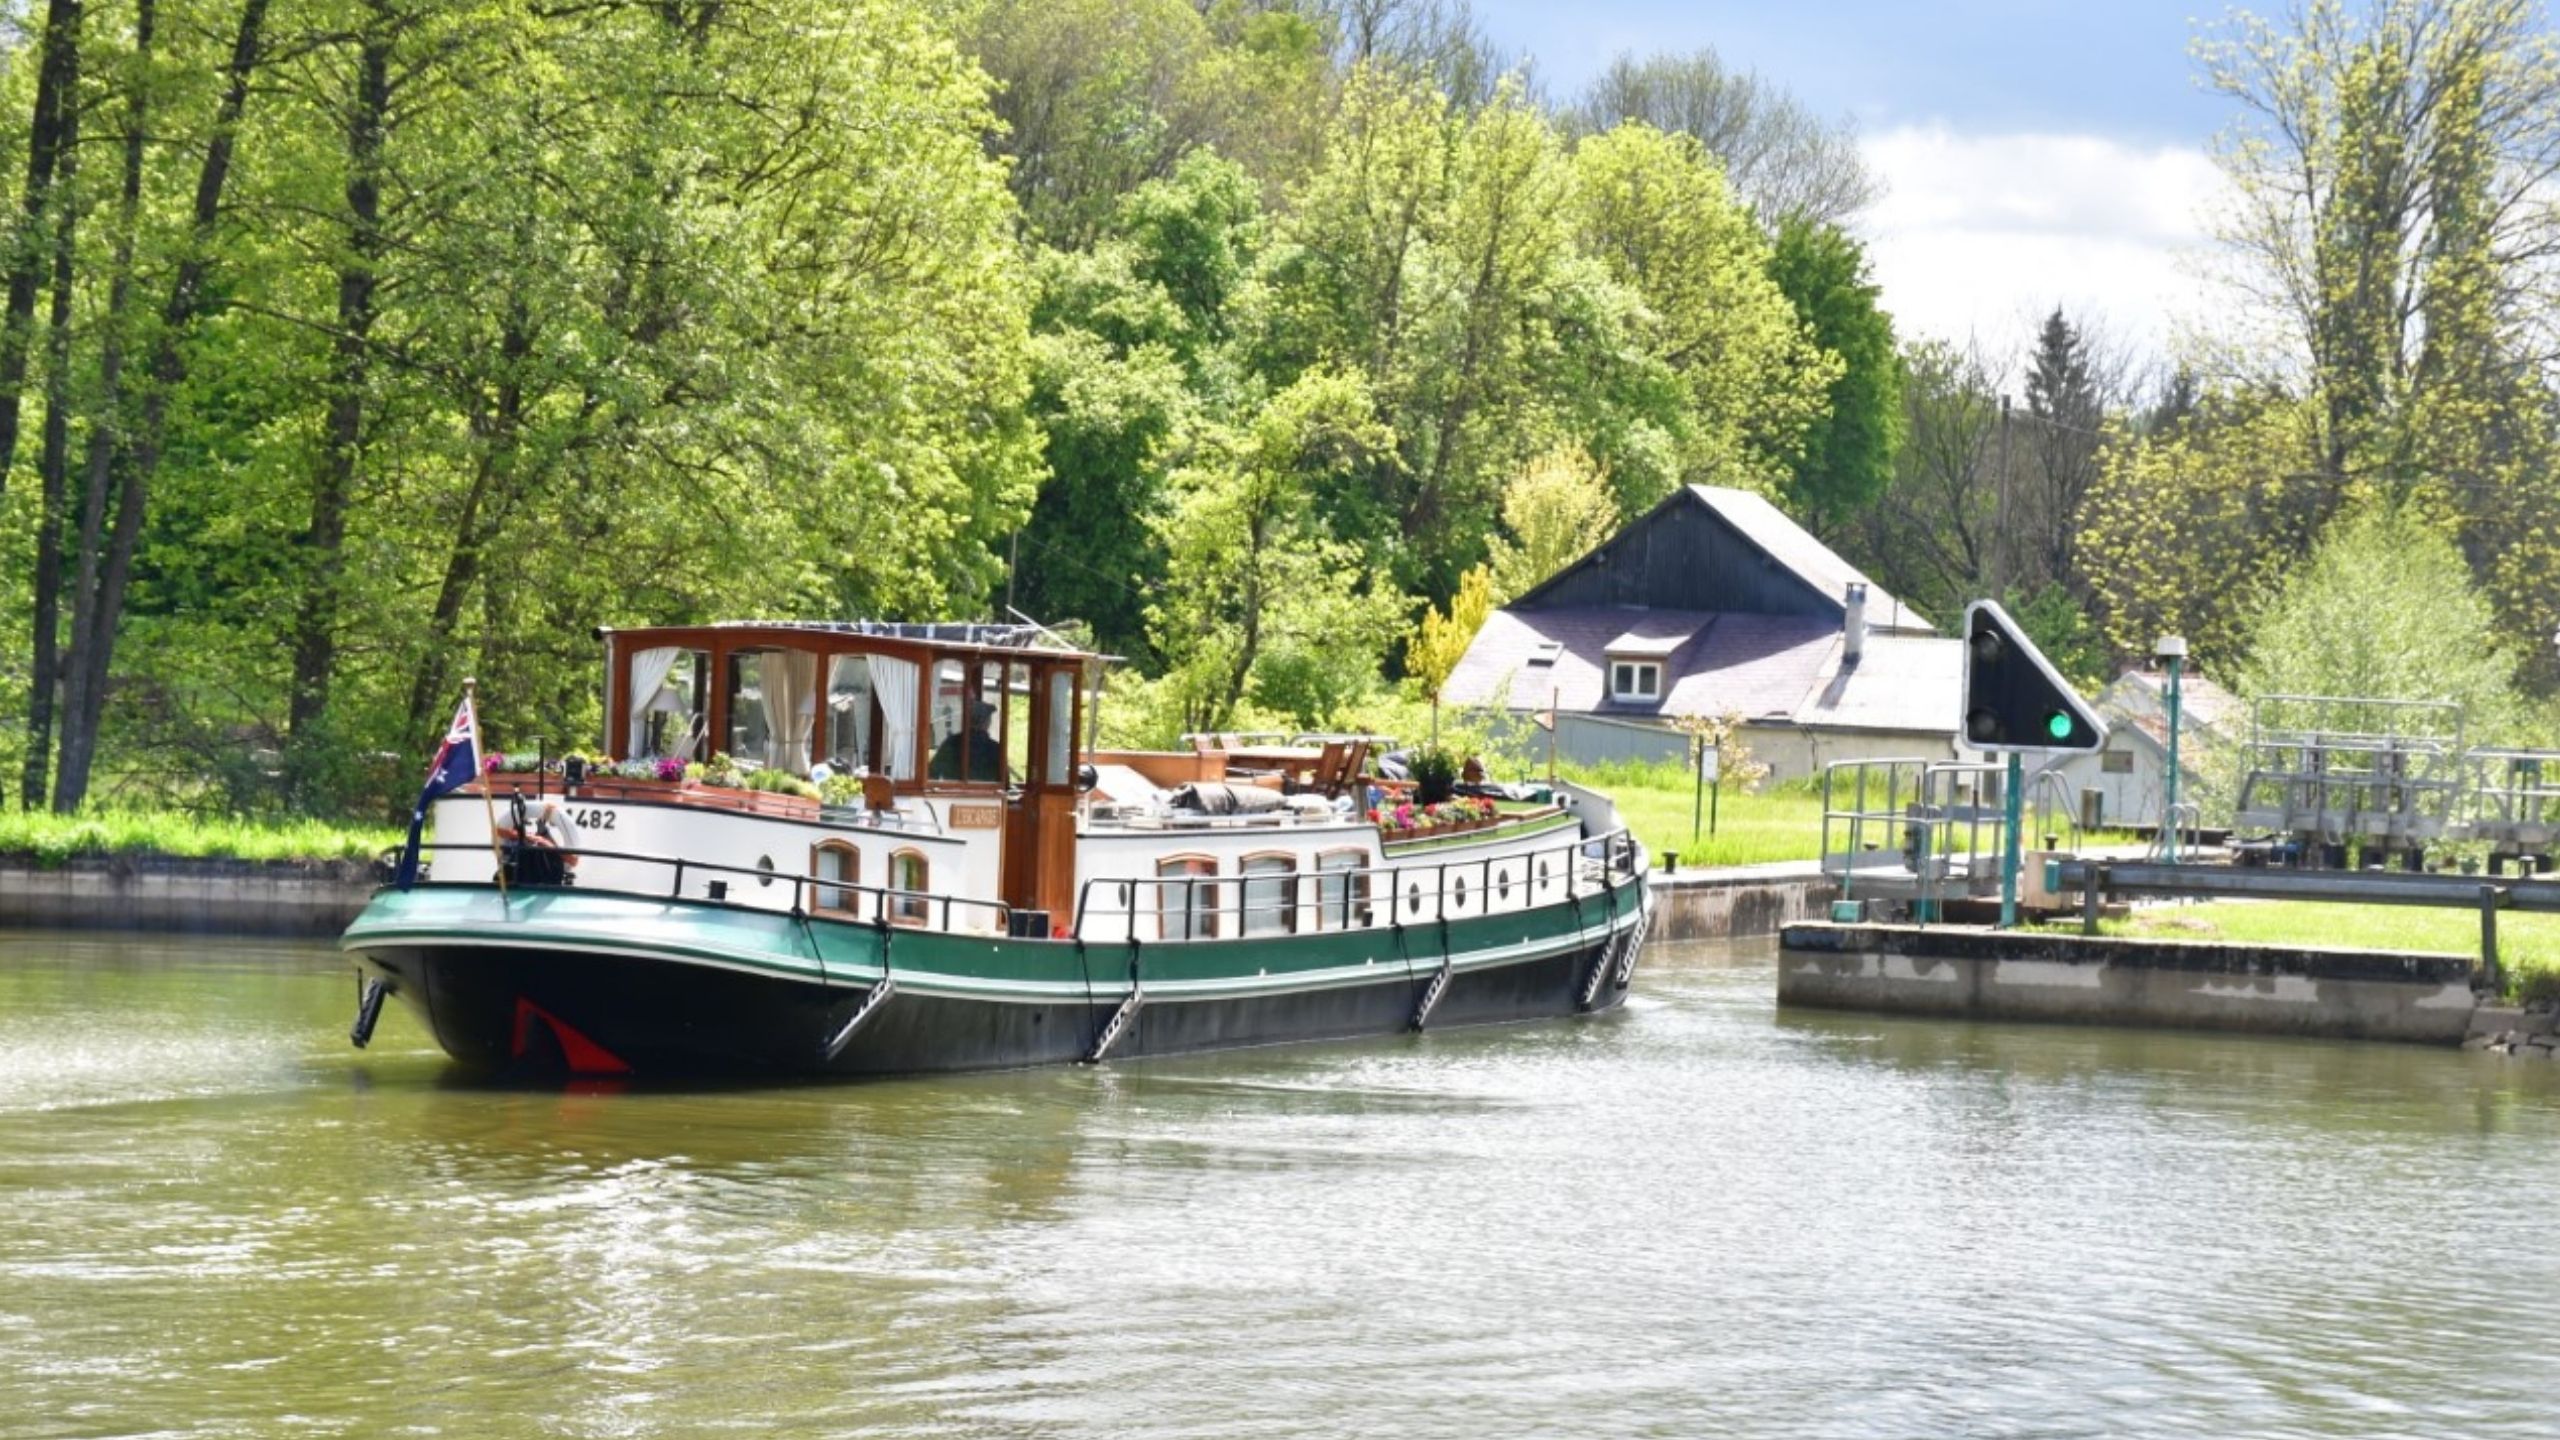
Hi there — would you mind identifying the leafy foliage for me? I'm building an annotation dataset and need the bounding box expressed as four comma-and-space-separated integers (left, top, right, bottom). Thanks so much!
2239, 501, 2522, 733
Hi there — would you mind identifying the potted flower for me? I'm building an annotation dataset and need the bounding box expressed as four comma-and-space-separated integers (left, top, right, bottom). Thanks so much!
1410, 747, 1459, 805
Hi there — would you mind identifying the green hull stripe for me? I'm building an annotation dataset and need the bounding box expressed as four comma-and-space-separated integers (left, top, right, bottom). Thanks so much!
342, 884, 1649, 1005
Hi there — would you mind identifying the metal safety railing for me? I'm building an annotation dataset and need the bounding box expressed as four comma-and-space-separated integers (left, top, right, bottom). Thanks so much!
404, 842, 1015, 935
1820, 759, 2011, 910
2233, 694, 2465, 857
1068, 828, 1642, 944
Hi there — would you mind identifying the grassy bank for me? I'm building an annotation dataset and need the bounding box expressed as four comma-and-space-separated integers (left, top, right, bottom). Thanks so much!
2047, 899, 2560, 1005
1562, 760, 2140, 870
0, 809, 402, 867
1560, 761, 1829, 868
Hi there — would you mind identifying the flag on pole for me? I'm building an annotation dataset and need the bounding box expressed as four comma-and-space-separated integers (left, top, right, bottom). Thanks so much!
395, 694, 484, 889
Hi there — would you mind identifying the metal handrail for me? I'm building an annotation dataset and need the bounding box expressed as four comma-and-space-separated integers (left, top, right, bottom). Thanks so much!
1068, 827, 1641, 943
402, 841, 1015, 935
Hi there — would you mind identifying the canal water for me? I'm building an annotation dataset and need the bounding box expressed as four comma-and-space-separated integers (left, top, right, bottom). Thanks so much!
4, 932, 2559, 1439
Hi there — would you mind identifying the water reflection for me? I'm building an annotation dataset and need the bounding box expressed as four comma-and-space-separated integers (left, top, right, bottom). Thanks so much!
2, 931, 2557, 1439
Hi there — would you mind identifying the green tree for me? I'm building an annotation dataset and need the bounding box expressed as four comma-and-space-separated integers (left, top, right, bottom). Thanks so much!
1484, 445, 1616, 601
1407, 561, 1493, 740
2201, 0, 2560, 678
1566, 49, 1877, 223
2240, 501, 2520, 732
2019, 307, 2113, 597
2081, 391, 2329, 671
1569, 123, 1834, 504
1011, 153, 1266, 657
971, 0, 1327, 245
1766, 216, 1900, 532
1146, 369, 1402, 731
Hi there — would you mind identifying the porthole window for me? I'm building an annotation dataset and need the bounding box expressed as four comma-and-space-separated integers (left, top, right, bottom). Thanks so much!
1407, 881, 1422, 916
1498, 867, 1513, 903
1453, 873, 1469, 908
756, 855, 776, 888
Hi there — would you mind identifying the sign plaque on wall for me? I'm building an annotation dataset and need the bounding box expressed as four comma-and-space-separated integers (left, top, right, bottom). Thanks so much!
946, 803, 1005, 830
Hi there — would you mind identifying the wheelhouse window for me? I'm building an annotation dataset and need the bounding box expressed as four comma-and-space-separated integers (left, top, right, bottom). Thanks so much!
1157, 857, 1218, 941
927, 658, 1010, 784
888, 850, 930, 926
1241, 854, 1296, 937
1610, 660, 1661, 701
827, 655, 875, 774
725, 648, 820, 774
1316, 850, 1368, 930
811, 842, 859, 916
627, 647, 703, 759
1044, 669, 1075, 785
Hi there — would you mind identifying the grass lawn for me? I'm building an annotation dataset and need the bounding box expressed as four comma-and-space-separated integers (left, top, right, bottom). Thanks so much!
1556, 761, 1830, 868
0, 808, 402, 866
1563, 761, 2142, 870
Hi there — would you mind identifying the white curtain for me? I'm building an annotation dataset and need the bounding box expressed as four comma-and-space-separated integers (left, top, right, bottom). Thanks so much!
828, 654, 873, 764
762, 650, 819, 774
624, 646, 682, 756
872, 656, 919, 781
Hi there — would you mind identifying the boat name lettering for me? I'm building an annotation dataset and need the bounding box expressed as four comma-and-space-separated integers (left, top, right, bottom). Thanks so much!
947, 804, 1004, 830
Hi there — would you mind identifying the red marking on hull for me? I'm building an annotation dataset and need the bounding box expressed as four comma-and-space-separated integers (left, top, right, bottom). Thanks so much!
510, 997, 633, 1075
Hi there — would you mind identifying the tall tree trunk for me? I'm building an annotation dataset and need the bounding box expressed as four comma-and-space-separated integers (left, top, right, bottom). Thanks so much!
52, 0, 149, 814
21, 66, 81, 809
402, 311, 530, 740
0, 0, 83, 505
285, 17, 392, 776
55, 0, 269, 813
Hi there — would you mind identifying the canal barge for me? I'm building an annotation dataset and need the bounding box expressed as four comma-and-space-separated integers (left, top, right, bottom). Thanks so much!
341, 621, 1649, 1077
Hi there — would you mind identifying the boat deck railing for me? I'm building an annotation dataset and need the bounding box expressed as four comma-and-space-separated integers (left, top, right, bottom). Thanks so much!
405, 842, 1016, 935
1067, 827, 1642, 944
402, 824, 1641, 945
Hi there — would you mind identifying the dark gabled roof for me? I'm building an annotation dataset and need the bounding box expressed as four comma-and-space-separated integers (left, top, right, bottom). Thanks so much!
1512, 485, 1933, 634
1444, 606, 1960, 734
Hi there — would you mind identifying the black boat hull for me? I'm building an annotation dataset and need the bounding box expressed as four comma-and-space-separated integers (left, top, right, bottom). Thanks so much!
357, 930, 1636, 1078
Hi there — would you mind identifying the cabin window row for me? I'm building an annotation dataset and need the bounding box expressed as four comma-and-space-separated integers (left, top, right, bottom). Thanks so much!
1154, 852, 1371, 940
809, 841, 931, 925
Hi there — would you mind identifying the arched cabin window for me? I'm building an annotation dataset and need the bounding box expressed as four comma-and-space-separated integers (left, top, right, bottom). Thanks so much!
1316, 850, 1370, 930
810, 841, 859, 917
1240, 853, 1297, 937
889, 849, 930, 926
1157, 856, 1218, 941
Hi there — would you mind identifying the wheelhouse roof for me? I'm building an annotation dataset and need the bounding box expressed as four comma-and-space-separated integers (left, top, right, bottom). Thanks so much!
602, 620, 1105, 665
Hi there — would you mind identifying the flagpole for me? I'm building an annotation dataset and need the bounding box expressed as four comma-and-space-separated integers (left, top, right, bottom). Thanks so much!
469, 677, 509, 899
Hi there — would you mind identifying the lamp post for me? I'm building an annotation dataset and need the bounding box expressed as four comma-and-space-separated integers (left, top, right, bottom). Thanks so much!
2158, 634, 2187, 864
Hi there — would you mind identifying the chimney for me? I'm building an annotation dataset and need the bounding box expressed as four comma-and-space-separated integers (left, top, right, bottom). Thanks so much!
1842, 583, 1868, 666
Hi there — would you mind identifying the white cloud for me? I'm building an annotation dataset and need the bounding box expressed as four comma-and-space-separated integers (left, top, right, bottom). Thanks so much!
1856, 126, 2232, 365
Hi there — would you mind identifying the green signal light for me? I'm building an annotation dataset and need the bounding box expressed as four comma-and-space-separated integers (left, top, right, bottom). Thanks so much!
2045, 710, 2073, 740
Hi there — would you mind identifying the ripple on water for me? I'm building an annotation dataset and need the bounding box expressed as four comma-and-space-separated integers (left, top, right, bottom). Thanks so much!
4, 935, 2560, 1439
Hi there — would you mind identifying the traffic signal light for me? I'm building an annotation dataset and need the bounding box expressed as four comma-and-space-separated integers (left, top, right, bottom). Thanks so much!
1961, 600, 2105, 752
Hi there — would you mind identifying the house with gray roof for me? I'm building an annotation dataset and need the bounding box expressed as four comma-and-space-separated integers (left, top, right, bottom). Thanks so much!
1442, 485, 1964, 778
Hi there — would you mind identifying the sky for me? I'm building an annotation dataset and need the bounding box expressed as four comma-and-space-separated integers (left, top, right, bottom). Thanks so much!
1471, 0, 2242, 366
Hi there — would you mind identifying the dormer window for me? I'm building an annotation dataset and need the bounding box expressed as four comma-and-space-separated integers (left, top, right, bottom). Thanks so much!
1611, 661, 1661, 701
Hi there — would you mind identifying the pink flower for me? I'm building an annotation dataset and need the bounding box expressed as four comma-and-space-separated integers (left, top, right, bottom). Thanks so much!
482, 753, 502, 774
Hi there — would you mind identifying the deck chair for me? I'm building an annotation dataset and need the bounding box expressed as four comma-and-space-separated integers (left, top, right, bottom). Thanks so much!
1325, 740, 1372, 801
1290, 741, 1347, 796
862, 773, 899, 823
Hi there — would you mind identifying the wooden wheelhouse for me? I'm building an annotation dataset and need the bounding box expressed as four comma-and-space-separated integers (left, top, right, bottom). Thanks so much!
598, 621, 1096, 924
